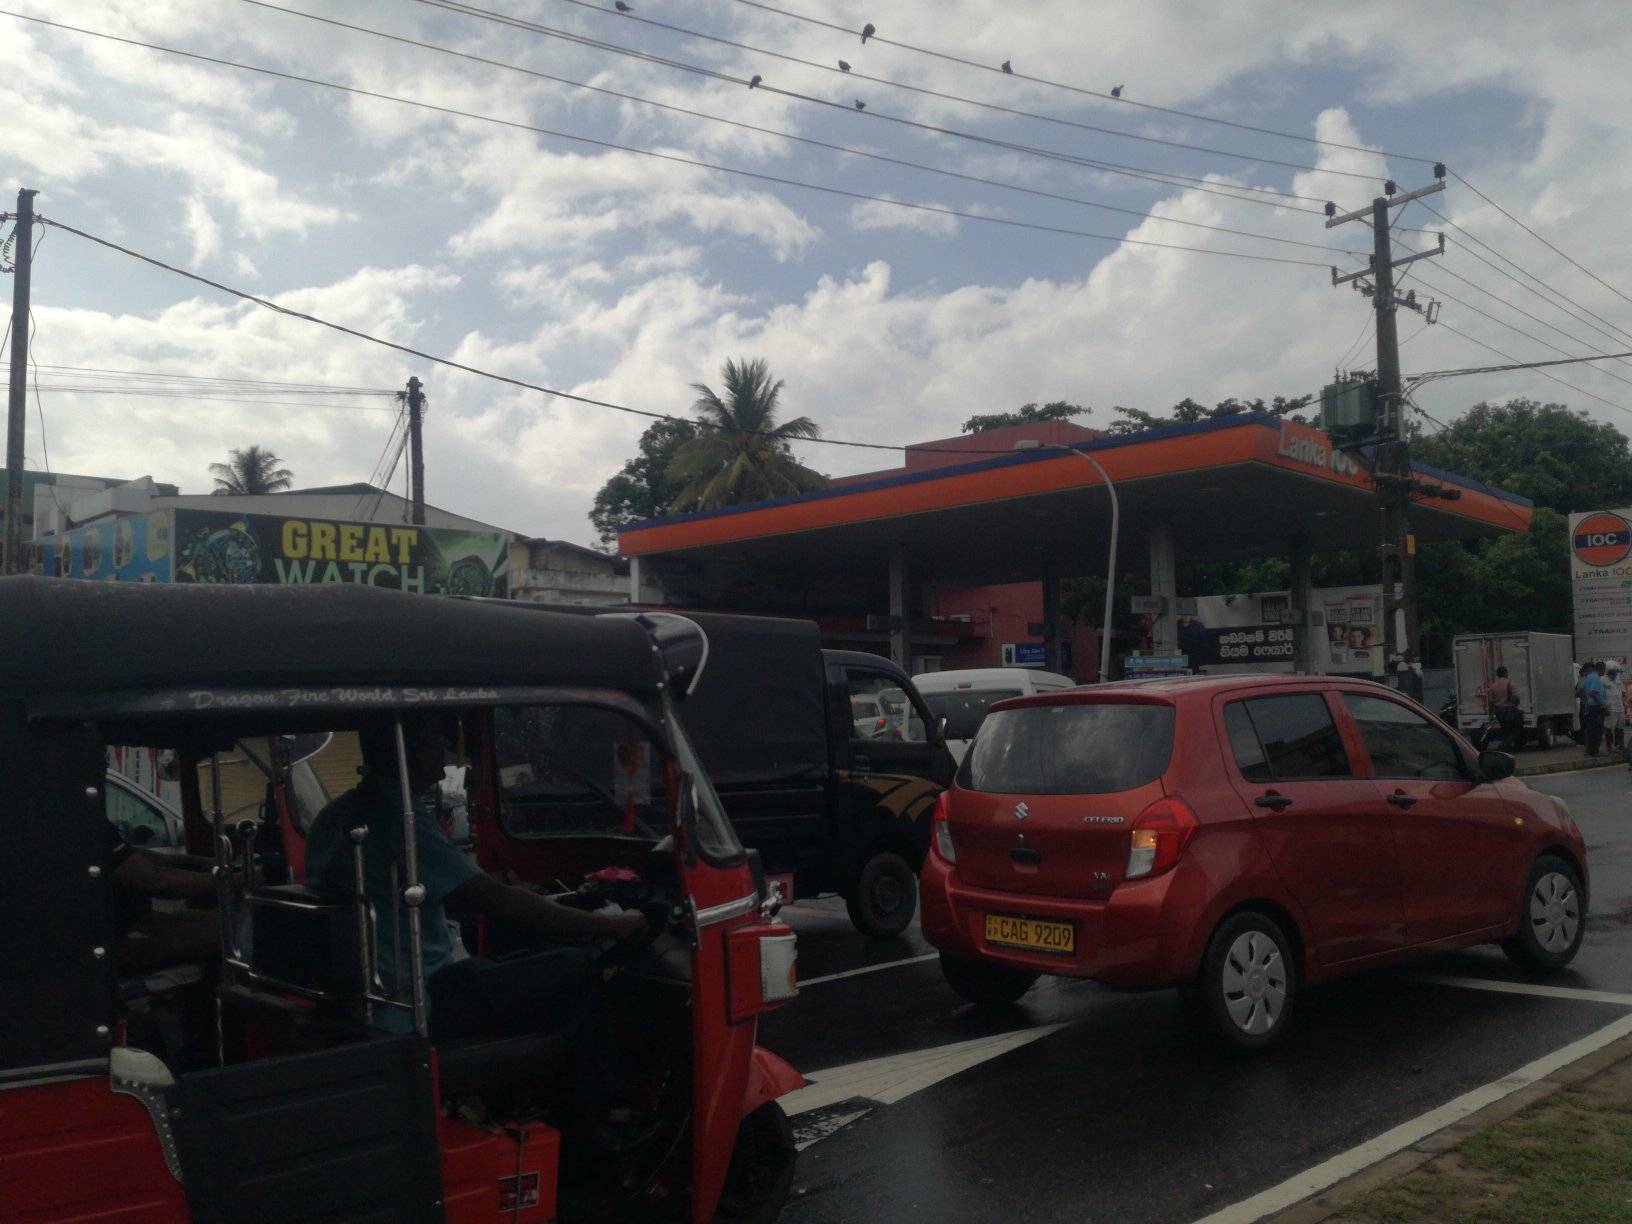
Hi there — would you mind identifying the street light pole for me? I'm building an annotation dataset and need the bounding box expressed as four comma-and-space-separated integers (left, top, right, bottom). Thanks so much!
1015, 440, 1119, 683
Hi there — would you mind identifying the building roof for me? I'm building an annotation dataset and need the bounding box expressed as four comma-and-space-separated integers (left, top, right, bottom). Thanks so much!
617, 414, 1531, 585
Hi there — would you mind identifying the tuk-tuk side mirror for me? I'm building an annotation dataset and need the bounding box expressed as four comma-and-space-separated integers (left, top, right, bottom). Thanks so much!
937, 715, 948, 741
1477, 749, 1516, 782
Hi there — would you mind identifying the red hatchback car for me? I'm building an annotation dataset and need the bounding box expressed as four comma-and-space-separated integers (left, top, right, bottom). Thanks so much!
919, 675, 1589, 1049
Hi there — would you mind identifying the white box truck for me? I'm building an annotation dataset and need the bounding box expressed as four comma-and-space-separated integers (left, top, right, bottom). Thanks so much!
1451, 632, 1578, 748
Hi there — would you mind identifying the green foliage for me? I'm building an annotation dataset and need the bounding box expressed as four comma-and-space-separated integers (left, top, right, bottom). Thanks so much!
962, 400, 1089, 434
1106, 394, 1314, 435
589, 418, 700, 546
667, 358, 828, 513
209, 445, 293, 496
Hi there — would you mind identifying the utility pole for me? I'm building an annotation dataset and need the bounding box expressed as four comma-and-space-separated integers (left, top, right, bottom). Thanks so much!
1325, 169, 1447, 699
405, 376, 425, 526
3, 188, 38, 576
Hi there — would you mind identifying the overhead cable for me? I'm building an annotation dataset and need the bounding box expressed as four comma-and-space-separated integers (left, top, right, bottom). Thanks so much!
3, 10, 1348, 268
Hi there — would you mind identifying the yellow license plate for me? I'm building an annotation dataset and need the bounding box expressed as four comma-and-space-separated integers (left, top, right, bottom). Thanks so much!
984, 914, 1075, 955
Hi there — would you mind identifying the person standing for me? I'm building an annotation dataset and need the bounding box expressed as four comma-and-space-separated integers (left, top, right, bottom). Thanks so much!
1581, 661, 1609, 757
1485, 666, 1523, 752
1605, 661, 1627, 752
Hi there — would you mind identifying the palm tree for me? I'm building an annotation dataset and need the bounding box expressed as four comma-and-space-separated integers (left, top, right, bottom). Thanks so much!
667, 358, 826, 512
209, 446, 294, 496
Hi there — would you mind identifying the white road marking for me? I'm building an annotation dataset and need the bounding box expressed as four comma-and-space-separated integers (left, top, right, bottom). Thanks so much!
792, 1106, 874, 1151
1411, 973, 1632, 1008
801, 952, 939, 987
780, 1024, 1067, 1118
1191, 1011, 1632, 1224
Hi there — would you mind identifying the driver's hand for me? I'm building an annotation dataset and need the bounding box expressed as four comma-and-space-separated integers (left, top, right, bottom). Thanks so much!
605, 910, 649, 942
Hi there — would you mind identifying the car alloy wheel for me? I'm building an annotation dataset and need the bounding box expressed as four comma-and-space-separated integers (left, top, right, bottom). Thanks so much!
1221, 929, 1288, 1036
1529, 870, 1580, 953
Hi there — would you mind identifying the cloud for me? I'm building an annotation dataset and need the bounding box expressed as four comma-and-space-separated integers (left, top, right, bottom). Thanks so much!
848, 197, 960, 236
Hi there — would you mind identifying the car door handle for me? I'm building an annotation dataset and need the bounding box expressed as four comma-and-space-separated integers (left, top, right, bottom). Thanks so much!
1254, 792, 1293, 811
1387, 791, 1418, 808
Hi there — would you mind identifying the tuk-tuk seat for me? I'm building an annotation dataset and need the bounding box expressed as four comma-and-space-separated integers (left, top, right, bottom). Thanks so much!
435, 1030, 569, 1100
117, 963, 205, 1004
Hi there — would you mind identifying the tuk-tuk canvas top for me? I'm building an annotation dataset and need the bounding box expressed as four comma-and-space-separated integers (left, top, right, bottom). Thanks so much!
0, 577, 665, 709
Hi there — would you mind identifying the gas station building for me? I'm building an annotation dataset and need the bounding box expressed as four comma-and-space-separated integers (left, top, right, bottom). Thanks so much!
617, 414, 1532, 680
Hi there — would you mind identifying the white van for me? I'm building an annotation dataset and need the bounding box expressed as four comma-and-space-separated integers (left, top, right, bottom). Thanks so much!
913, 667, 1077, 762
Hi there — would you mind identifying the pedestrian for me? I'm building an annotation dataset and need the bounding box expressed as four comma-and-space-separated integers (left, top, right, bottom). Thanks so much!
1605, 661, 1627, 751
1581, 660, 1609, 757
1485, 665, 1523, 752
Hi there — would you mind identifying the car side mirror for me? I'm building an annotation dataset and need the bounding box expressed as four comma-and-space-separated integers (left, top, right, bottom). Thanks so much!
1477, 749, 1515, 782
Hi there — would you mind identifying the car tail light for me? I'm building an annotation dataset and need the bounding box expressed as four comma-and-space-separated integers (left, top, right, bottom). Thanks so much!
931, 789, 956, 863
1125, 797, 1198, 879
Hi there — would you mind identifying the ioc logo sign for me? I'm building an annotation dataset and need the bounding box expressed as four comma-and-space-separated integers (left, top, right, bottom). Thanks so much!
1574, 512, 1632, 567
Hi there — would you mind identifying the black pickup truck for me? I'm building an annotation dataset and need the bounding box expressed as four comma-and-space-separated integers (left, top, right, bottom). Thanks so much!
672, 611, 956, 937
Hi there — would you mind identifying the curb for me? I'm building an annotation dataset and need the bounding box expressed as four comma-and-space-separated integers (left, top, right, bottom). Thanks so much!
1260, 1033, 1632, 1224
1515, 756, 1626, 778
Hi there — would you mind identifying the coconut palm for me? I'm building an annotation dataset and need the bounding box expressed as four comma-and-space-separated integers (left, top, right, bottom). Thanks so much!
209, 446, 294, 496
667, 358, 826, 512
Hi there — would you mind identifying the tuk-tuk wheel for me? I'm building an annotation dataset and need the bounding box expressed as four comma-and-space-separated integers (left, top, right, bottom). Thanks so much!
712, 1102, 796, 1224
845, 850, 917, 939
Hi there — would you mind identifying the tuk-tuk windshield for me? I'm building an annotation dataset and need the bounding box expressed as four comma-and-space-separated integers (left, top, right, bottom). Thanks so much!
495, 703, 670, 840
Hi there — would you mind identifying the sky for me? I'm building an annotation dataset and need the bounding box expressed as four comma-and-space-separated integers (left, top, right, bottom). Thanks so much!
4, 0, 1632, 543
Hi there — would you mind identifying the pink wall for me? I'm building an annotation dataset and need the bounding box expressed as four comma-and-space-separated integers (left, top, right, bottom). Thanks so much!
926, 580, 1102, 682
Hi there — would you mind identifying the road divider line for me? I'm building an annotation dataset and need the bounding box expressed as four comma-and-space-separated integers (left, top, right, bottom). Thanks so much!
1191, 1011, 1632, 1224
1411, 973, 1632, 1008
801, 952, 939, 987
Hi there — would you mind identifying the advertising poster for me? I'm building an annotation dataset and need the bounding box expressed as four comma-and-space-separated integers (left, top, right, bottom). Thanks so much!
36, 511, 174, 582
172, 509, 510, 597
1186, 585, 1383, 675
1569, 508, 1632, 662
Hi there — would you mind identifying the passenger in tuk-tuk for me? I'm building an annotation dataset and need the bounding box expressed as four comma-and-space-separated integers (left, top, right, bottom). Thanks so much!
305, 715, 649, 1131
104, 822, 221, 977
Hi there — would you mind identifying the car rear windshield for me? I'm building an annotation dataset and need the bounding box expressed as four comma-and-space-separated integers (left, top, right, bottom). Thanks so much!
962, 702, 1174, 794
922, 688, 1022, 740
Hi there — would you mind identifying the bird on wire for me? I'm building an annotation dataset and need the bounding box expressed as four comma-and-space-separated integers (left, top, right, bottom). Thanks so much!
854, 98, 866, 110
838, 59, 851, 71
614, 1, 631, 10
1111, 84, 1124, 97
1001, 60, 1012, 73
748, 74, 762, 88
860, 22, 875, 43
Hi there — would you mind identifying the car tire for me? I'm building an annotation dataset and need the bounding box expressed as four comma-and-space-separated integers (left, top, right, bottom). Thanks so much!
712, 1102, 796, 1224
845, 851, 917, 939
1502, 854, 1586, 973
1187, 911, 1298, 1052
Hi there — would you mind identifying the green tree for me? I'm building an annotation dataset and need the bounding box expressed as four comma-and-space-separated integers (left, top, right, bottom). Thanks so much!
667, 358, 827, 512
589, 418, 700, 546
209, 445, 293, 496
1106, 394, 1313, 435
962, 400, 1088, 434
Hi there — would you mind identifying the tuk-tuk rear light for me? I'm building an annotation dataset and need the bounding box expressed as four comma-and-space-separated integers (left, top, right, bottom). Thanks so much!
759, 932, 798, 1003
727, 922, 799, 1022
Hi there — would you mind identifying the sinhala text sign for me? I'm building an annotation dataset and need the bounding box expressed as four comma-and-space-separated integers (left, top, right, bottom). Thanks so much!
1569, 508, 1632, 662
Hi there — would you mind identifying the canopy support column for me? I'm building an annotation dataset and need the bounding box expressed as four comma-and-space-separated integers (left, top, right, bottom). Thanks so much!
1042, 569, 1063, 674
1290, 535, 1316, 674
888, 544, 909, 670
1149, 521, 1178, 655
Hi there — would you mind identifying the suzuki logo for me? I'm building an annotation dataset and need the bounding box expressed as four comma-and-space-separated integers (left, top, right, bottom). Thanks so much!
1014, 802, 1029, 821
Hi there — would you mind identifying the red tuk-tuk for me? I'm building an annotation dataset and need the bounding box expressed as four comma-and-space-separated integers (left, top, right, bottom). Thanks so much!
0, 577, 802, 1222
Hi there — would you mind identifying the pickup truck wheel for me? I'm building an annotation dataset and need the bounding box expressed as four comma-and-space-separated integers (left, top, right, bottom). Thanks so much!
844, 851, 917, 938
712, 1102, 795, 1224
940, 954, 1038, 1008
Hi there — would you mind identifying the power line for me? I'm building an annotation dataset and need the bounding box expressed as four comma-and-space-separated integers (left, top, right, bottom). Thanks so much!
33, 362, 398, 395
26, 384, 405, 411
1448, 171, 1632, 310
239, 0, 1356, 253
494, 0, 1391, 184
730, 0, 1439, 167
1410, 345, 1632, 385
1428, 261, 1632, 375
1434, 319, 1632, 419
3, 11, 1352, 268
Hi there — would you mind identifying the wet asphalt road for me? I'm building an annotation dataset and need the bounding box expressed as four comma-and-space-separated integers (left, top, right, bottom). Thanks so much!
759, 765, 1632, 1224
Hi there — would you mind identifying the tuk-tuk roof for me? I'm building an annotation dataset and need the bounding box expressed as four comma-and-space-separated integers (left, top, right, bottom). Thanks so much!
0, 577, 665, 710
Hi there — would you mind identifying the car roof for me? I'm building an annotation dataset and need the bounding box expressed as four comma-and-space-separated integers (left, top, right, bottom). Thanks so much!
990, 672, 1400, 711
911, 667, 1075, 691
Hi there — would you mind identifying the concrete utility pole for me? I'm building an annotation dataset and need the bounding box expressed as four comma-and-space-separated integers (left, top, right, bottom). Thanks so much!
3, 188, 38, 576
1325, 169, 1447, 698
406, 376, 425, 526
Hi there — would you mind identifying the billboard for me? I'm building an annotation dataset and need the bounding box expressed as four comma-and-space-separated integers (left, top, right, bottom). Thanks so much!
1569, 508, 1632, 662
39, 509, 510, 597
36, 511, 174, 581
1185, 585, 1383, 675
